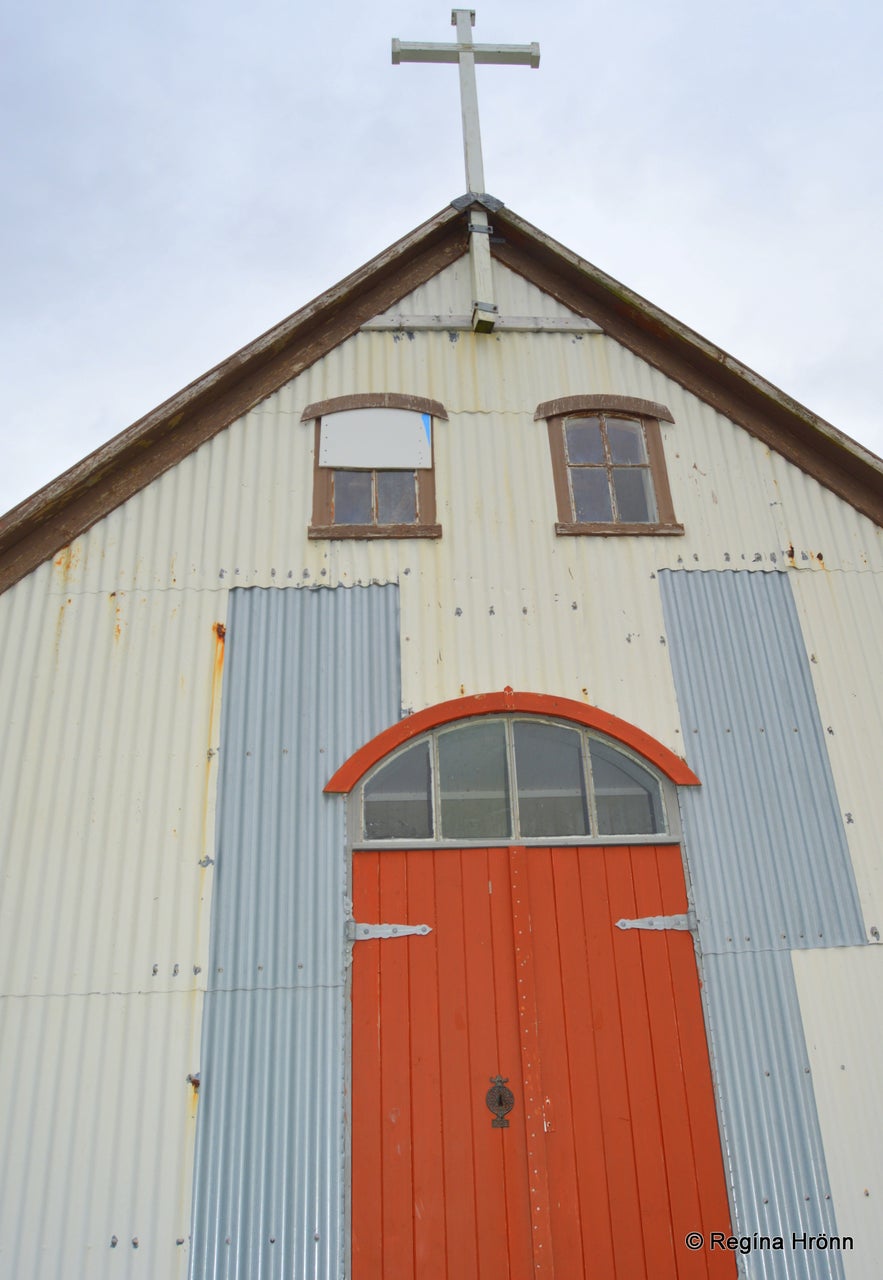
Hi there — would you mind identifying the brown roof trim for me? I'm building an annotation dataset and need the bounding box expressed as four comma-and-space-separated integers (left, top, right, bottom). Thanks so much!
0, 207, 466, 595
2, 197, 881, 596
302, 392, 448, 422
493, 208, 883, 527
535, 395, 674, 423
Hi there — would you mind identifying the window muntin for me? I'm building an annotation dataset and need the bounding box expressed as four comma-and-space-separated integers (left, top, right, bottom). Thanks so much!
357, 716, 669, 844
331, 468, 419, 527
536, 396, 683, 537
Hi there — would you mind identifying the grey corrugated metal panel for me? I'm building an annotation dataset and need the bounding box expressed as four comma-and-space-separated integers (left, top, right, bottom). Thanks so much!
190, 989, 343, 1280
0, 584, 223, 995
702, 951, 846, 1278
191, 584, 400, 1279
790, 571, 883, 930
0, 991, 200, 1279
660, 569, 865, 952
208, 584, 399, 988
792, 947, 883, 1280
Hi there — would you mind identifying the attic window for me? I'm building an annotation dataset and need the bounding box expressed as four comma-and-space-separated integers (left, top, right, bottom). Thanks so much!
304, 394, 446, 539
536, 396, 684, 536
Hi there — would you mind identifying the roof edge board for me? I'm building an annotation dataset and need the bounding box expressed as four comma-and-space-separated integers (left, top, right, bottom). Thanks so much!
2, 198, 881, 596
493, 208, 883, 526
0, 207, 466, 595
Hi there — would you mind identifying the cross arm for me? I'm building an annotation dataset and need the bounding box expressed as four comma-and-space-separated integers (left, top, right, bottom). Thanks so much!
392, 39, 540, 68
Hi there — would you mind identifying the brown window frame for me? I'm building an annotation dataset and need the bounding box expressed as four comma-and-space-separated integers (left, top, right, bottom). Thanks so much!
303, 393, 446, 540
536, 395, 684, 537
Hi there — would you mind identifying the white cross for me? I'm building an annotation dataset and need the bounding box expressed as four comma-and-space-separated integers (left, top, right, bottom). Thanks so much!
392, 10, 540, 332
392, 9, 540, 195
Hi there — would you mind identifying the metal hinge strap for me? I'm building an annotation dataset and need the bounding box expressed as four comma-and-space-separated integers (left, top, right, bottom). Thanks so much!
347, 922, 432, 941
615, 912, 694, 932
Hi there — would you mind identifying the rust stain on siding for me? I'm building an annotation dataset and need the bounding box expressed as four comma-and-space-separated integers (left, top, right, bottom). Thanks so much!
52, 542, 81, 587
196, 620, 226, 954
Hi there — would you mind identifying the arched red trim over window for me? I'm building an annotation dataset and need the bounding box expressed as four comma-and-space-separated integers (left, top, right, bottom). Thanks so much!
324, 689, 700, 792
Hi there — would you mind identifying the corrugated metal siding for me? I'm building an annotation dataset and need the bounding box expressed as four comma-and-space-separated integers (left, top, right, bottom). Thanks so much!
0, 992, 203, 1280
659, 569, 865, 952
0, 580, 224, 994
792, 946, 883, 1280
189, 584, 400, 1280
0, 565, 224, 1275
789, 570, 883, 929
58, 259, 880, 603
702, 952, 846, 1279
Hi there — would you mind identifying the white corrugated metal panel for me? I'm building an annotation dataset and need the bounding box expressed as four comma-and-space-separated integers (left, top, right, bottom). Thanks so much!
0, 991, 202, 1279
792, 946, 883, 1280
0, 579, 223, 995
790, 570, 883, 928
54, 265, 880, 611
374, 256, 585, 320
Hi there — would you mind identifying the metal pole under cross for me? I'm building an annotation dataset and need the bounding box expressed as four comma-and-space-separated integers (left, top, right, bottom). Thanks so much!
392, 10, 540, 332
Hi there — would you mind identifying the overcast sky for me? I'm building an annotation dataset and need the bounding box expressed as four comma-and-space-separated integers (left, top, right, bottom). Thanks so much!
2, 0, 881, 519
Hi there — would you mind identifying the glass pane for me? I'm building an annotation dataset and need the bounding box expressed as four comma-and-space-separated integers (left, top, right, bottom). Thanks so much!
570, 468, 613, 523
612, 467, 657, 523
376, 470, 417, 524
513, 721, 589, 838
589, 740, 665, 835
606, 418, 646, 464
363, 740, 433, 839
438, 720, 511, 839
565, 418, 604, 464
333, 470, 373, 524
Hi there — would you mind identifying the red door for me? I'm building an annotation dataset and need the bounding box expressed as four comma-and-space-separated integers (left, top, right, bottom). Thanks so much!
352, 843, 735, 1278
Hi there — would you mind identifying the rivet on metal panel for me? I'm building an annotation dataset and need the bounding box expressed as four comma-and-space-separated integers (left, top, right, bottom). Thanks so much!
110, 1237, 118, 1248
870, 926, 879, 941
152, 964, 158, 976
132, 1238, 139, 1249
176, 1238, 185, 1245
173, 964, 180, 976
845, 813, 854, 825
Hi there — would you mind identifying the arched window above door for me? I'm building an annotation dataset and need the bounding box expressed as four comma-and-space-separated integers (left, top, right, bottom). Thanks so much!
357, 715, 672, 845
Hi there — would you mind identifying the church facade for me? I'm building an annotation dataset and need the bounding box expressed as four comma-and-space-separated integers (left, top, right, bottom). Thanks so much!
0, 199, 881, 1279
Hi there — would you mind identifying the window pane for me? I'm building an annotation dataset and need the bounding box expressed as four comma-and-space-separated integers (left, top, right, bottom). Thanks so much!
333, 470, 373, 524
612, 467, 657, 523
376, 470, 417, 524
565, 418, 604, 463
438, 721, 511, 839
513, 721, 589, 837
570, 468, 613, 523
589, 740, 665, 835
606, 419, 647, 464
363, 740, 433, 839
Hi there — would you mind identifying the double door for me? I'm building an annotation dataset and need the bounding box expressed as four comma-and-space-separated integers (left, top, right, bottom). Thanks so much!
352, 843, 734, 1278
